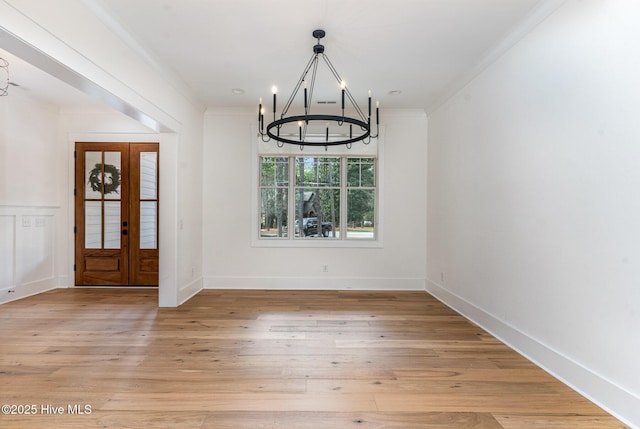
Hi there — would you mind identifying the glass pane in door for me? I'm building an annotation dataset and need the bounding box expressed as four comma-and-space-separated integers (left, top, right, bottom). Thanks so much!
85, 201, 102, 248
85, 152, 102, 199
104, 201, 121, 249
140, 152, 157, 199
103, 152, 123, 200
139, 201, 157, 249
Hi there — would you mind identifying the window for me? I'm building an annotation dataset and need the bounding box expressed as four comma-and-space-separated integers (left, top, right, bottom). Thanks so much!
347, 158, 375, 239
259, 156, 377, 242
259, 157, 289, 238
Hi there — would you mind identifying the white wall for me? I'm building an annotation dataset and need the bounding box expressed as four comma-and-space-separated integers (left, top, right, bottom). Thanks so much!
427, 1, 640, 426
0, 0, 205, 306
203, 108, 427, 290
0, 89, 59, 206
0, 89, 60, 303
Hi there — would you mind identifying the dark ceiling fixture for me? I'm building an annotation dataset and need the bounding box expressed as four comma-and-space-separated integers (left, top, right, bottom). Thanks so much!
0, 57, 8, 96
258, 29, 379, 149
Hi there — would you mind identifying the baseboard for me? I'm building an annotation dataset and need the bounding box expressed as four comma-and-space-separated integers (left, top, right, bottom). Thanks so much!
0, 277, 57, 304
425, 279, 639, 429
56, 275, 71, 288
204, 276, 425, 291
178, 277, 203, 305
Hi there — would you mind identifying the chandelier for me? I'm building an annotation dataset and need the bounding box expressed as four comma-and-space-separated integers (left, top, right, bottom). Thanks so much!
0, 57, 8, 96
258, 30, 379, 149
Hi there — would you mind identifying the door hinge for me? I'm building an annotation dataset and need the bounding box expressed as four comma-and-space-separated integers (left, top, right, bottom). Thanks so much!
74, 226, 77, 234
73, 188, 76, 197
73, 264, 76, 272
74, 150, 77, 158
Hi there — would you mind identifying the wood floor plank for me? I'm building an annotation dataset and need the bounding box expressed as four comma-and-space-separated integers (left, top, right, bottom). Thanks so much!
199, 411, 504, 429
374, 392, 609, 414
493, 414, 629, 429
306, 379, 559, 395
0, 288, 629, 429
101, 392, 379, 413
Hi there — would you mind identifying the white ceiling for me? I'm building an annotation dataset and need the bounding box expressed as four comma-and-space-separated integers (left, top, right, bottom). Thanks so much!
2, 0, 546, 113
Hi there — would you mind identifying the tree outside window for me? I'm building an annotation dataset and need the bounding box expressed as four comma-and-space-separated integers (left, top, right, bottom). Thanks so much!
259, 157, 288, 238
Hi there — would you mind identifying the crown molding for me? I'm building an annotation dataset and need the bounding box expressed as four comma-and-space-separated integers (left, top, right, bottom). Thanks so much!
427, 0, 566, 115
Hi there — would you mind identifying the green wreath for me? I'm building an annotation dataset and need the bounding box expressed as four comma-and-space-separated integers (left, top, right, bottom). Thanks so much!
88, 163, 121, 195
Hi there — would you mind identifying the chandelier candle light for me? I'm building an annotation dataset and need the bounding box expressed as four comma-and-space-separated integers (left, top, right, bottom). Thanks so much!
258, 29, 379, 149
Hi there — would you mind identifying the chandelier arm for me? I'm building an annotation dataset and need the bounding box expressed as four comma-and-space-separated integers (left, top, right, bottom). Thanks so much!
299, 57, 319, 143
281, 53, 318, 118
370, 124, 379, 139
320, 54, 346, 126
321, 54, 368, 123
307, 56, 319, 116
260, 133, 271, 143
345, 87, 368, 123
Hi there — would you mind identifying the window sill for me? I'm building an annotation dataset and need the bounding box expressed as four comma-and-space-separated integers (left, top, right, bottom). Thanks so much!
251, 238, 383, 249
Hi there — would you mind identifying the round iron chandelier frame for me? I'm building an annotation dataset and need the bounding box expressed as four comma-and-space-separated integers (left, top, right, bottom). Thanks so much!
258, 30, 379, 149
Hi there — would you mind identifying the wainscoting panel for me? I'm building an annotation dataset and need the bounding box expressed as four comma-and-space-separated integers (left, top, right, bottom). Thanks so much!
0, 215, 15, 291
0, 207, 58, 304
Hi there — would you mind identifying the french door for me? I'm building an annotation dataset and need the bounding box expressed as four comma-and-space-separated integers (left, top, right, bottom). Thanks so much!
74, 142, 159, 286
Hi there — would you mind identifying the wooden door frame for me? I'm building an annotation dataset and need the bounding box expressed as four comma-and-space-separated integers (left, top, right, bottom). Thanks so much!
73, 141, 159, 287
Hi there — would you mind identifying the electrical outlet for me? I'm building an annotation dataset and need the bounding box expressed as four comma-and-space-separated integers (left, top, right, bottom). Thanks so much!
440, 272, 445, 282
322, 265, 329, 273
22, 217, 31, 227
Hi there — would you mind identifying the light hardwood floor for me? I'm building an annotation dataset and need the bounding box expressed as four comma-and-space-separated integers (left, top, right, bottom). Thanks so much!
0, 289, 628, 428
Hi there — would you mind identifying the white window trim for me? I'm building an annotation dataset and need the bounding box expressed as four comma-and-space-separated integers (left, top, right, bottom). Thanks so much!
251, 126, 385, 248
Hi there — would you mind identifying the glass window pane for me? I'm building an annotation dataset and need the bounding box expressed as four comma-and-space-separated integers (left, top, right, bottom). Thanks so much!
295, 157, 340, 187
104, 201, 121, 249
348, 158, 375, 187
103, 152, 122, 200
85, 201, 102, 249
261, 157, 289, 186
85, 151, 102, 199
140, 152, 157, 200
295, 188, 340, 238
260, 188, 288, 238
347, 189, 375, 239
140, 201, 158, 249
